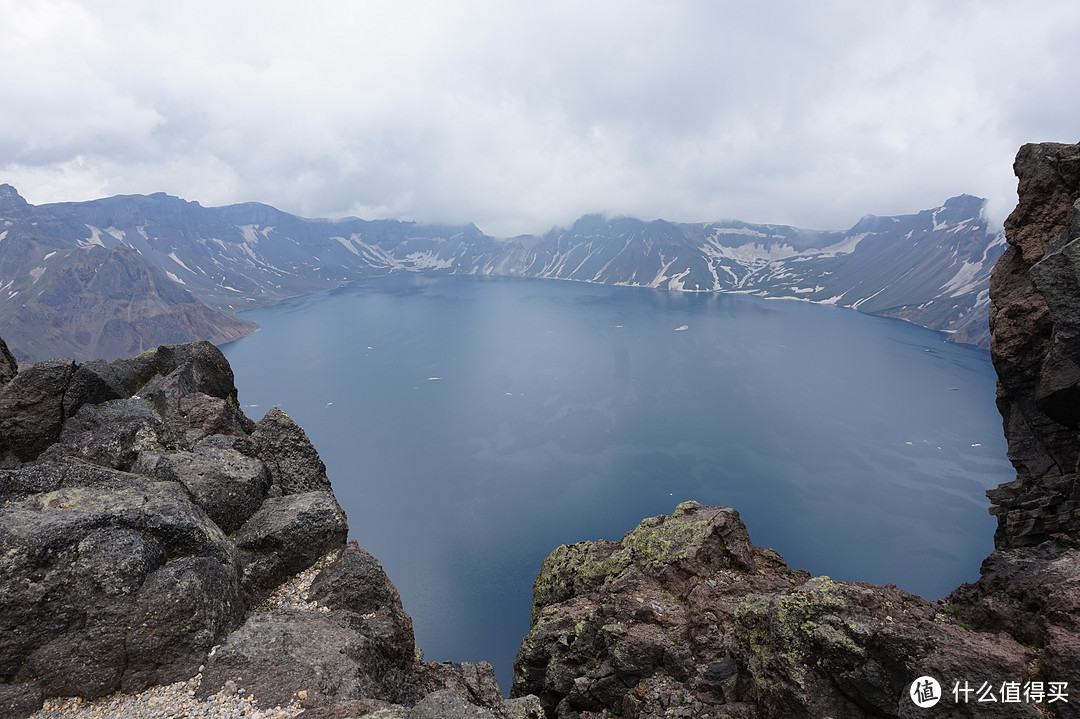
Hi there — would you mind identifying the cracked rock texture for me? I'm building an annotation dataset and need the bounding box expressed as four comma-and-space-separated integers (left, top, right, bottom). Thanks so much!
511, 502, 1046, 718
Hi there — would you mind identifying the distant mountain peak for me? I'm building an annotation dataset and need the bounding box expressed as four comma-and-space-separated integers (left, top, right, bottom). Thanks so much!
569, 213, 612, 234
0, 184, 30, 215
942, 193, 985, 208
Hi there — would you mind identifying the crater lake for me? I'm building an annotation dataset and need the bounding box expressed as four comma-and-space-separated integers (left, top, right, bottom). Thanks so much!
220, 274, 1013, 692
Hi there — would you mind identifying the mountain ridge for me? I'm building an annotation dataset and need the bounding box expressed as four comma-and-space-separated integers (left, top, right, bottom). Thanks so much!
0, 184, 1002, 361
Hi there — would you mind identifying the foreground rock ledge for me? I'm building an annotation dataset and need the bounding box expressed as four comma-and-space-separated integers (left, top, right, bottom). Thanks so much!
0, 339, 541, 719
510, 501, 1061, 719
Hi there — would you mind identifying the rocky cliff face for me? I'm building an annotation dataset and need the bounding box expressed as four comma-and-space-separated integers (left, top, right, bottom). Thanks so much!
985, 142, 1080, 548
950, 140, 1080, 704
0, 341, 541, 719
509, 144, 1080, 719
510, 502, 1055, 719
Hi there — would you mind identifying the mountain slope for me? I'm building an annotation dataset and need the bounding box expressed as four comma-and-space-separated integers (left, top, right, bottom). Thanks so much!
0, 184, 1003, 361
0, 186, 255, 363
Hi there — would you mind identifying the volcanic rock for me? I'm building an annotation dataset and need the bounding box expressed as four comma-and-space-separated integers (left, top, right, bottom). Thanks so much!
512, 501, 1045, 718
0, 340, 531, 719
0, 336, 17, 386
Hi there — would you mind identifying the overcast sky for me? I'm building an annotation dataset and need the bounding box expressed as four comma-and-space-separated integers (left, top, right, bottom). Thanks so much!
2, 1, 1078, 236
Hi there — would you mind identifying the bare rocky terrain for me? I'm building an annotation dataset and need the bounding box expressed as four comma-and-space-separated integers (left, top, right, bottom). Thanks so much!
0, 339, 541, 718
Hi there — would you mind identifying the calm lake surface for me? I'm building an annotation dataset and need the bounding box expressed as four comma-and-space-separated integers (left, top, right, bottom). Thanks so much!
221, 274, 1013, 692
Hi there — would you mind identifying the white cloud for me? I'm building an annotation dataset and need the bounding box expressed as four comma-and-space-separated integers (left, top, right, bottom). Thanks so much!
2, 0, 1078, 235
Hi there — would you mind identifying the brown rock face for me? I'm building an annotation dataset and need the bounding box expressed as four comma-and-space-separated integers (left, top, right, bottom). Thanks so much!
946, 142, 1080, 719
989, 142, 1080, 549
513, 502, 1046, 719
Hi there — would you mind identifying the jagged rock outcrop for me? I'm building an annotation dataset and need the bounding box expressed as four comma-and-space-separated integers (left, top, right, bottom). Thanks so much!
510, 143, 1080, 719
944, 141, 1080, 713
0, 336, 16, 385
511, 502, 1045, 718
0, 340, 541, 719
985, 142, 1080, 548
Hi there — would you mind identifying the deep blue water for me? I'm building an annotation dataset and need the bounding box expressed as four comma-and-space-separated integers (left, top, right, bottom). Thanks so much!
221, 274, 1013, 693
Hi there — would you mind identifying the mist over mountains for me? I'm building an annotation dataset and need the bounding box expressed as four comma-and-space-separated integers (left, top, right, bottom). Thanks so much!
0, 185, 1003, 362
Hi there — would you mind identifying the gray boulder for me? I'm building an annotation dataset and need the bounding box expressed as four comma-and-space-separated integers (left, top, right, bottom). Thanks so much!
131, 443, 271, 534
408, 689, 500, 719
134, 340, 241, 408
0, 465, 243, 699
198, 606, 420, 709
251, 407, 334, 495
0, 358, 76, 463
234, 491, 349, 597
308, 542, 416, 670
39, 397, 177, 470
61, 358, 130, 417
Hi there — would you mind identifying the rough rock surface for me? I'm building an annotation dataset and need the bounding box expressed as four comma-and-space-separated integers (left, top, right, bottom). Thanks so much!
0, 340, 538, 719
948, 141, 1080, 717
0, 464, 244, 699
512, 502, 1046, 718
987, 142, 1080, 549
0, 335, 17, 385
0, 359, 76, 463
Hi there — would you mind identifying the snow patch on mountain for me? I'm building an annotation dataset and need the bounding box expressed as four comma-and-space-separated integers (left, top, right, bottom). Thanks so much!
168, 251, 194, 273
941, 259, 987, 297
81, 225, 106, 248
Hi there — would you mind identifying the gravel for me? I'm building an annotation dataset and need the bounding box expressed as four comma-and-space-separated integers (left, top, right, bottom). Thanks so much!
28, 674, 303, 719
26, 554, 339, 719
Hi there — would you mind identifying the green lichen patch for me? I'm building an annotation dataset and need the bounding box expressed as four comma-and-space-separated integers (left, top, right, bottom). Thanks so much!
733, 592, 809, 698
672, 499, 702, 516
621, 511, 713, 572
530, 503, 735, 620
732, 578, 858, 704
531, 541, 628, 619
